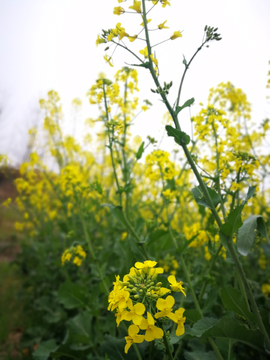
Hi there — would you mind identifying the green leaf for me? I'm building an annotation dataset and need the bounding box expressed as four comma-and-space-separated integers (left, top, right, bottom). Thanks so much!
131, 62, 150, 69
135, 141, 145, 160
184, 350, 218, 360
237, 215, 262, 256
57, 282, 90, 310
185, 317, 218, 337
257, 216, 269, 240
64, 312, 93, 350
33, 339, 58, 360
242, 185, 256, 205
221, 205, 243, 236
100, 334, 145, 360
51, 344, 86, 359
94, 181, 103, 194
102, 203, 126, 227
202, 316, 265, 352
165, 125, 190, 145
221, 186, 257, 238
202, 288, 218, 314
175, 98, 195, 115
191, 185, 221, 210
220, 285, 255, 322
184, 309, 202, 324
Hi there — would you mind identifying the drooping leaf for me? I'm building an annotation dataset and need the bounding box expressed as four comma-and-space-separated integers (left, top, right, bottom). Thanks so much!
185, 317, 218, 337
165, 125, 190, 145
191, 185, 221, 210
220, 285, 255, 322
57, 282, 90, 310
202, 316, 265, 352
175, 98, 195, 115
221, 205, 244, 236
33, 339, 58, 360
135, 141, 145, 160
237, 215, 262, 256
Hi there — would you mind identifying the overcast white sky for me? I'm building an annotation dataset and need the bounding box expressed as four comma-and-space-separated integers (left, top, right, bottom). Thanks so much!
0, 0, 270, 165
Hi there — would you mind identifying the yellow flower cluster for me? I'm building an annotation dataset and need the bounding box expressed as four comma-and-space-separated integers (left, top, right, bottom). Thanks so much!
61, 245, 86, 266
145, 150, 177, 182
108, 260, 186, 353
96, 0, 181, 75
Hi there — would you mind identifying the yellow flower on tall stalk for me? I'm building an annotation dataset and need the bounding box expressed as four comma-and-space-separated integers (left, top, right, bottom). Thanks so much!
129, 0, 142, 13
113, 6, 125, 15
158, 20, 169, 29
170, 30, 182, 40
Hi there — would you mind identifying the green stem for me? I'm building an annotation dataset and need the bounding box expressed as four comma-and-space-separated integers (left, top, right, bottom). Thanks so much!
173, 339, 183, 360
176, 40, 207, 107
133, 344, 143, 360
128, 0, 270, 351
207, 337, 224, 360
159, 323, 174, 360
212, 122, 226, 220
227, 241, 270, 350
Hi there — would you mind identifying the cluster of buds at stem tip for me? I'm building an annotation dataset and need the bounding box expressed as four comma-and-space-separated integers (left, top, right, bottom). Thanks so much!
119, 271, 163, 301
151, 81, 173, 95
204, 25, 222, 42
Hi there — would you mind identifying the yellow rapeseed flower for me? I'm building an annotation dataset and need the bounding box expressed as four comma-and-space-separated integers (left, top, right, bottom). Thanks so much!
170, 31, 182, 40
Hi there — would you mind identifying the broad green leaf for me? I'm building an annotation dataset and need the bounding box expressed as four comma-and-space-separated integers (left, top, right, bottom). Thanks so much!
220, 285, 255, 322
135, 141, 145, 160
175, 98, 195, 115
102, 203, 126, 227
237, 215, 262, 256
184, 309, 202, 324
165, 125, 190, 145
221, 205, 243, 236
215, 339, 236, 360
57, 282, 90, 310
202, 316, 265, 352
184, 350, 217, 360
33, 339, 58, 360
191, 185, 221, 210
64, 312, 93, 350
185, 317, 218, 337
257, 217, 269, 241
